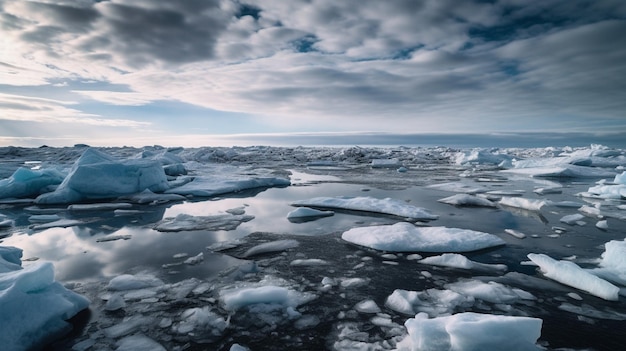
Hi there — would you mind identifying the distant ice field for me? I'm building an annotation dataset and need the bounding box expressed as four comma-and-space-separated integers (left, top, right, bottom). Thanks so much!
1, 144, 625, 351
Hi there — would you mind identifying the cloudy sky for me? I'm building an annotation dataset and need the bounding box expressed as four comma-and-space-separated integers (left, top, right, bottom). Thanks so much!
1, 0, 625, 147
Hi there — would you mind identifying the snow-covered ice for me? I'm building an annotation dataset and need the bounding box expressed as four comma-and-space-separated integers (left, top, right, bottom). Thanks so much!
342, 222, 505, 253
243, 239, 300, 257
165, 173, 290, 197
396, 312, 543, 351
419, 253, 508, 272
0, 167, 64, 199
154, 213, 254, 232
527, 253, 620, 301
291, 196, 438, 220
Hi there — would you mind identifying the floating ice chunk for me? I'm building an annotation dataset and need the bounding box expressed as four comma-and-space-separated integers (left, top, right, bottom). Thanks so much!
36, 148, 169, 204
220, 285, 313, 311
104, 315, 152, 338
243, 239, 299, 257
0, 218, 14, 228
0, 251, 89, 351
165, 174, 290, 197
230, 344, 250, 351
504, 229, 526, 239
371, 158, 402, 168
123, 189, 187, 204
427, 182, 487, 194
588, 239, 626, 286
107, 274, 164, 291
292, 196, 438, 220
419, 253, 507, 272
501, 165, 615, 178
104, 293, 126, 311
558, 303, 626, 321
533, 186, 562, 195
342, 222, 504, 253
30, 219, 83, 230
115, 334, 166, 351
527, 253, 619, 301
396, 312, 543, 351
68, 203, 132, 211
446, 280, 534, 304
596, 220, 609, 230
184, 252, 204, 265
560, 214, 585, 225
163, 163, 187, 176
290, 259, 329, 266
154, 213, 254, 232
499, 197, 546, 211
27, 214, 61, 223
586, 173, 626, 199
0, 167, 65, 199
340, 277, 369, 288
437, 194, 496, 207
355, 299, 382, 314
287, 207, 334, 222
551, 201, 584, 208
95, 234, 131, 242
294, 315, 320, 330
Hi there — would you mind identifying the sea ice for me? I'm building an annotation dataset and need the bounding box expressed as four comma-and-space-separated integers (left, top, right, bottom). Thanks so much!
426, 182, 487, 194
371, 158, 402, 168
445, 280, 535, 304
122, 189, 187, 204
586, 171, 626, 199
354, 299, 382, 314
154, 213, 254, 232
501, 165, 615, 178
527, 253, 620, 301
68, 203, 132, 211
35, 148, 169, 204
437, 194, 496, 207
341, 222, 504, 253
560, 214, 585, 225
115, 334, 166, 351
0, 167, 65, 199
107, 273, 164, 291
291, 196, 438, 220
453, 149, 513, 165
419, 253, 507, 272
30, 219, 83, 230
396, 312, 543, 351
384, 288, 473, 317
588, 239, 626, 286
220, 285, 313, 311
0, 246, 90, 351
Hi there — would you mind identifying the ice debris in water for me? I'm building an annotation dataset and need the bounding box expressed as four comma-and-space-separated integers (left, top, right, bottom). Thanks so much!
527, 253, 620, 301
588, 239, 626, 286
498, 196, 546, 211
0, 246, 90, 351
418, 253, 508, 272
35, 148, 169, 204
115, 334, 166, 351
164, 173, 290, 197
291, 196, 438, 220
286, 207, 334, 221
243, 239, 300, 257
154, 213, 254, 232
586, 170, 626, 199
0, 167, 65, 199
396, 312, 543, 351
437, 194, 496, 207
342, 222, 504, 253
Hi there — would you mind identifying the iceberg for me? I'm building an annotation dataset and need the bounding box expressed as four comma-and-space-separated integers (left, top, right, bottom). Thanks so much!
527, 253, 620, 301
291, 196, 438, 221
0, 167, 65, 199
35, 148, 169, 204
341, 222, 504, 253
396, 312, 543, 351
0, 246, 89, 351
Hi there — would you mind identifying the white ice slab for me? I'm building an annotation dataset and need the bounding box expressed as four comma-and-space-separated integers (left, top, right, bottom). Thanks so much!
166, 174, 290, 197
342, 222, 504, 253
501, 165, 615, 178
0, 167, 65, 199
287, 207, 334, 219
291, 196, 438, 220
499, 197, 546, 211
419, 253, 507, 272
437, 194, 496, 207
527, 253, 619, 301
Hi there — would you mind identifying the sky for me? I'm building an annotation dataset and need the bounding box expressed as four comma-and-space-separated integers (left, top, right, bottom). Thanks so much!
1, 0, 626, 148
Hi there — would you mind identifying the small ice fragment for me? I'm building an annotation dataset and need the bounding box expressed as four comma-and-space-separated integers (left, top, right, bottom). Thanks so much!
560, 214, 585, 225
68, 203, 132, 211
534, 187, 562, 195
596, 220, 608, 230
173, 253, 188, 259
355, 299, 381, 314
287, 207, 334, 221
567, 292, 583, 301
294, 315, 320, 330
419, 253, 507, 272
107, 274, 164, 291
499, 197, 546, 211
437, 194, 496, 207
406, 254, 422, 260
27, 214, 61, 223
230, 344, 250, 351
104, 294, 126, 311
96, 234, 132, 242
504, 229, 526, 239
291, 196, 438, 220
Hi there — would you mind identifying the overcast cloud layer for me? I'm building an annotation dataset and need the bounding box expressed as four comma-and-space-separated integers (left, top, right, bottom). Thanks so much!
1, 0, 625, 146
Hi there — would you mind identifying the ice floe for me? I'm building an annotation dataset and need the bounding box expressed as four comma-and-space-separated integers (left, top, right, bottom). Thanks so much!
527, 253, 620, 301
437, 194, 496, 207
243, 239, 300, 258
291, 196, 438, 220
0, 246, 89, 351
286, 207, 334, 222
165, 173, 290, 197
396, 312, 543, 351
342, 222, 504, 253
154, 213, 254, 232
498, 197, 546, 211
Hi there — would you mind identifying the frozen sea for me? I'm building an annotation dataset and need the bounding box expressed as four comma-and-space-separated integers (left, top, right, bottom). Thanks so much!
1, 143, 626, 351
